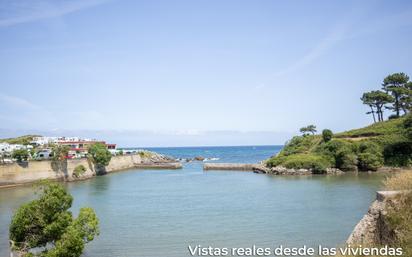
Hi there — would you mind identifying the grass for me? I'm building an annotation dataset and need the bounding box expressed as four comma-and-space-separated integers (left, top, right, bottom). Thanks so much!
0, 135, 40, 145
383, 172, 412, 257
266, 117, 411, 170
336, 118, 405, 138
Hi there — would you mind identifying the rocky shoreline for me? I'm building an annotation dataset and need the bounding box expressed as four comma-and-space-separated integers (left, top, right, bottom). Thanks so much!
203, 163, 344, 175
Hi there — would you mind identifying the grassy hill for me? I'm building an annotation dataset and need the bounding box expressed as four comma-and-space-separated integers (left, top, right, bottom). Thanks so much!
0, 135, 40, 145
266, 117, 411, 172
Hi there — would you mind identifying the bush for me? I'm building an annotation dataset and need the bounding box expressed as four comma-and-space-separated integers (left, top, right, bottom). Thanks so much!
322, 129, 333, 142
356, 141, 384, 171
12, 149, 29, 162
404, 113, 412, 140
357, 152, 383, 171
335, 149, 358, 171
388, 114, 400, 120
88, 143, 112, 167
268, 154, 331, 174
384, 171, 412, 191
384, 141, 412, 167
383, 172, 412, 256
73, 165, 87, 178
315, 140, 358, 170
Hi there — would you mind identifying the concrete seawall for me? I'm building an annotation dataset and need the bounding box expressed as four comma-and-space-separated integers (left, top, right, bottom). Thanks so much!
203, 163, 268, 173
0, 154, 182, 188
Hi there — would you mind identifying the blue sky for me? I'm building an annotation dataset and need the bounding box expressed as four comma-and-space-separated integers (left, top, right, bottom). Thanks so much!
0, 0, 412, 146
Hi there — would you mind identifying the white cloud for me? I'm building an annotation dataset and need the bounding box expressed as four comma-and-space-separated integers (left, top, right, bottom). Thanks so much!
0, 93, 41, 110
0, 0, 110, 28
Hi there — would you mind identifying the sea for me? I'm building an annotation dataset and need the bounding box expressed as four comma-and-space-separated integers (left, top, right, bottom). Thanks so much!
0, 145, 385, 257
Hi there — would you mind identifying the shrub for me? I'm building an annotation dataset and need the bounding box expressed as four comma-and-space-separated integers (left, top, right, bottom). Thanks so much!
404, 113, 412, 140
384, 141, 412, 167
322, 129, 333, 142
335, 149, 358, 171
315, 140, 358, 170
388, 114, 400, 120
383, 172, 412, 256
73, 165, 87, 178
12, 149, 29, 162
357, 152, 383, 171
138, 151, 153, 158
88, 143, 112, 167
269, 154, 331, 174
384, 171, 412, 191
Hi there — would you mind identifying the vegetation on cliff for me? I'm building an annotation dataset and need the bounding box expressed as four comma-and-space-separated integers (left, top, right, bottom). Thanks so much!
9, 181, 99, 257
267, 116, 411, 172
267, 72, 412, 173
382, 172, 412, 256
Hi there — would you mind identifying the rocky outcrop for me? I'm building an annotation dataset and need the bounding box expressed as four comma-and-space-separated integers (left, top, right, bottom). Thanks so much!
267, 166, 343, 175
346, 191, 403, 246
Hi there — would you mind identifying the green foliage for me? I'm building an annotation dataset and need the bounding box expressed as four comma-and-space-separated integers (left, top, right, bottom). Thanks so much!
138, 151, 153, 158
335, 149, 358, 171
12, 149, 30, 162
51, 144, 70, 161
404, 113, 412, 140
321, 129, 333, 142
385, 192, 412, 256
73, 165, 86, 178
383, 141, 412, 167
267, 153, 331, 174
9, 182, 99, 257
88, 143, 112, 166
0, 135, 40, 145
279, 135, 322, 156
361, 90, 394, 122
336, 117, 405, 138
382, 72, 411, 117
299, 125, 317, 136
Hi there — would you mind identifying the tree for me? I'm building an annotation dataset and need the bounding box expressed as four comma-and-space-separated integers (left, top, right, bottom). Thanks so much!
88, 143, 112, 166
12, 149, 29, 162
300, 125, 317, 136
322, 129, 333, 142
382, 72, 410, 117
361, 90, 394, 122
400, 81, 412, 113
51, 144, 70, 161
9, 182, 99, 257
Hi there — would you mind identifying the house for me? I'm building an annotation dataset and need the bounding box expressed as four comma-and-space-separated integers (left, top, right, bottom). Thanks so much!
57, 140, 116, 157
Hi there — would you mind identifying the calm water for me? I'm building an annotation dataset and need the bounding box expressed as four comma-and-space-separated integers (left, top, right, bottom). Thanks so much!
0, 146, 385, 257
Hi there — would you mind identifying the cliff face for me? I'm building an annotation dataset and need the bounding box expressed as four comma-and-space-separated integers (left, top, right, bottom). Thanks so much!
0, 153, 182, 187
346, 191, 401, 246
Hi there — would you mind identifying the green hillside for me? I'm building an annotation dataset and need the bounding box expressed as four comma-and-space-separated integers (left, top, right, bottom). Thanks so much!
266, 116, 412, 173
0, 135, 40, 145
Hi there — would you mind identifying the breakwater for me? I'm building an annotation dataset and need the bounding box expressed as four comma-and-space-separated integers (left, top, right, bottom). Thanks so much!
0, 153, 182, 187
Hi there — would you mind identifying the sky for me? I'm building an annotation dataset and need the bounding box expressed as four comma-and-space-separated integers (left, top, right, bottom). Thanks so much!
0, 0, 412, 147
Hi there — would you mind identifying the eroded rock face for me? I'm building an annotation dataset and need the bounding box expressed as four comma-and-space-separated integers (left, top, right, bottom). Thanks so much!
346, 191, 402, 246
269, 166, 311, 175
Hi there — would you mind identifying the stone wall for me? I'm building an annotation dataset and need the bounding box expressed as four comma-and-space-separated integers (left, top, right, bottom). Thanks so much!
346, 191, 403, 246
0, 154, 182, 187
